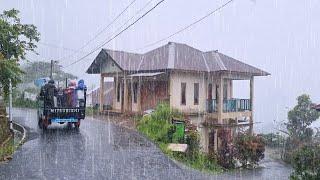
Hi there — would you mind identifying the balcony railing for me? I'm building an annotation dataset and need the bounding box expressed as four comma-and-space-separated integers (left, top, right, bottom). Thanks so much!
223, 99, 251, 112
206, 99, 251, 113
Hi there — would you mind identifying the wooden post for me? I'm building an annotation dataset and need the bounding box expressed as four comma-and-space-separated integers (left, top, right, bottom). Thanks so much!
137, 77, 142, 113
99, 75, 105, 112
249, 76, 254, 134
217, 75, 224, 124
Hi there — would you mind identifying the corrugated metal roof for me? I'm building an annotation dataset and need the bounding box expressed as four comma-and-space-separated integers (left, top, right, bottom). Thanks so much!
87, 42, 270, 76
128, 72, 164, 77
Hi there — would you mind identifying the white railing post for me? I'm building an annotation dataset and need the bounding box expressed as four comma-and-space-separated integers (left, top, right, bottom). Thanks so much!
9, 79, 13, 130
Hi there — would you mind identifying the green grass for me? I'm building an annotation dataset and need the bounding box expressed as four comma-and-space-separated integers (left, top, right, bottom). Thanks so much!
137, 103, 223, 174
0, 135, 14, 161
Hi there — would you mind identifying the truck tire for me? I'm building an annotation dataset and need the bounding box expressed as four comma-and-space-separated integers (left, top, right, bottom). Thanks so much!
38, 117, 43, 129
42, 118, 49, 130
75, 120, 81, 129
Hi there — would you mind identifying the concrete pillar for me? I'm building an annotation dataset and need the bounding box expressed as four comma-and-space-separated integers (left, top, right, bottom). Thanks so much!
123, 76, 129, 113
214, 130, 218, 152
217, 75, 224, 124
201, 127, 209, 153
249, 76, 254, 134
230, 80, 233, 99
99, 75, 105, 112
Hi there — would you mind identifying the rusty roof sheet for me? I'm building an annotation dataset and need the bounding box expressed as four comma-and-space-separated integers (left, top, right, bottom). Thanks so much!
87, 42, 270, 76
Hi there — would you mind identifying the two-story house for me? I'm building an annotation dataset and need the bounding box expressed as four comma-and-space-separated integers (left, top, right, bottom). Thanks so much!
87, 42, 270, 153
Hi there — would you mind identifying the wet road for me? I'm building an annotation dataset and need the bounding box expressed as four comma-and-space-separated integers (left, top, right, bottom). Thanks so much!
0, 109, 291, 180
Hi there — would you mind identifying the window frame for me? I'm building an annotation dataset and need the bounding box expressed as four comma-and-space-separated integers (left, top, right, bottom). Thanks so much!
194, 83, 199, 105
181, 82, 186, 105
117, 81, 121, 102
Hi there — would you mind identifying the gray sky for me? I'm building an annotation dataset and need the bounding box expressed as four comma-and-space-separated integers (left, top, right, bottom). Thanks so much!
1, 0, 320, 132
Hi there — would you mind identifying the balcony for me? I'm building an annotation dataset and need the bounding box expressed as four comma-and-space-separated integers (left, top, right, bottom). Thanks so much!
206, 99, 251, 113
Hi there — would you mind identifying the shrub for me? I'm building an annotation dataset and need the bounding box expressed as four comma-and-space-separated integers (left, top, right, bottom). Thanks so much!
234, 133, 265, 168
185, 131, 200, 159
137, 103, 223, 173
217, 128, 236, 169
290, 144, 320, 180
138, 115, 174, 143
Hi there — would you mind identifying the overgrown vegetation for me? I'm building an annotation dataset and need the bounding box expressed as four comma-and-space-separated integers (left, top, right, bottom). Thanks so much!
233, 133, 265, 168
290, 144, 320, 180
283, 94, 320, 163
0, 135, 14, 162
269, 94, 320, 179
137, 103, 223, 173
217, 131, 265, 169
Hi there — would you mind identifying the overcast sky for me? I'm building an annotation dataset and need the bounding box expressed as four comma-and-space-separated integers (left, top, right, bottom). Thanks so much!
1, 0, 320, 132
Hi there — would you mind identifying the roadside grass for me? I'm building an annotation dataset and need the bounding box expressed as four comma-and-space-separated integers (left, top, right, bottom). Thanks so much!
0, 134, 14, 162
137, 103, 223, 174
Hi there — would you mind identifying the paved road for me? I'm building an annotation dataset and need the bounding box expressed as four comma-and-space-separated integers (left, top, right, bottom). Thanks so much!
0, 109, 291, 180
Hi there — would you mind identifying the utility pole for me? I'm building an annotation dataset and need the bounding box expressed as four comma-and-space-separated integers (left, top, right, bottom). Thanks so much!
9, 79, 12, 130
50, 60, 54, 80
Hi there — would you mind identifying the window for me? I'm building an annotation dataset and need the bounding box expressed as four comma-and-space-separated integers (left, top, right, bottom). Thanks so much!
181, 83, 186, 105
117, 81, 121, 102
194, 83, 199, 105
133, 82, 138, 103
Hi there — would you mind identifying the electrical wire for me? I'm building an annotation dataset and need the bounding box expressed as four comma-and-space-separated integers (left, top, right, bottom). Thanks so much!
135, 0, 235, 51
64, 0, 165, 68
57, 0, 138, 61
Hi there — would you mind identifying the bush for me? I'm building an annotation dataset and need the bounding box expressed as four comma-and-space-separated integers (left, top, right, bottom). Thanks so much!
185, 131, 200, 159
290, 144, 320, 180
138, 115, 174, 143
234, 133, 265, 168
137, 103, 222, 173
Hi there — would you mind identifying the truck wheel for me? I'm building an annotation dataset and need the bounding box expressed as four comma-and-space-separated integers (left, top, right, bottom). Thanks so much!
42, 118, 49, 130
38, 118, 43, 129
75, 120, 81, 129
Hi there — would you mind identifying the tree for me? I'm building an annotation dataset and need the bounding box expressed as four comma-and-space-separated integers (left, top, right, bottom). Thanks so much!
286, 94, 319, 142
21, 61, 77, 84
0, 9, 40, 97
283, 94, 320, 162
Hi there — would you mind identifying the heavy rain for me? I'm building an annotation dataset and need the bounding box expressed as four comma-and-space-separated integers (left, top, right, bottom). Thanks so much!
0, 0, 319, 179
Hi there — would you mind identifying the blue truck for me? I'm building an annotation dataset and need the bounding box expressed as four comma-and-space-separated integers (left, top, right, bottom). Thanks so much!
37, 80, 87, 130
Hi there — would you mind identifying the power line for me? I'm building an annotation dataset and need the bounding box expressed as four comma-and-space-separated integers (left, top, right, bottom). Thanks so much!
136, 0, 235, 51
64, 0, 165, 68
38, 42, 87, 54
58, 0, 137, 61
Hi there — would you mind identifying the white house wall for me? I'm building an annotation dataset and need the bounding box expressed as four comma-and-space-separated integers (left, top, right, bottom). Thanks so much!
169, 72, 232, 113
169, 72, 207, 113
